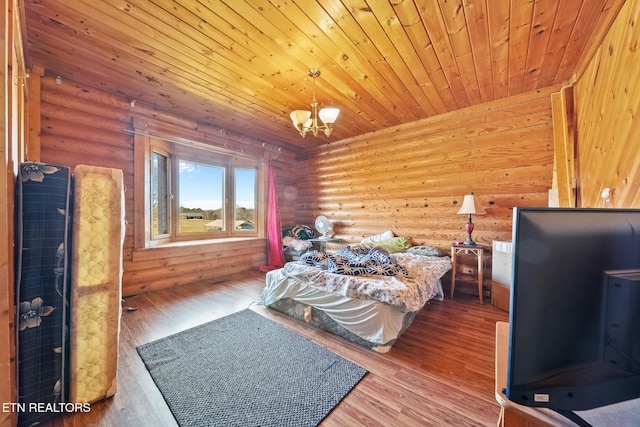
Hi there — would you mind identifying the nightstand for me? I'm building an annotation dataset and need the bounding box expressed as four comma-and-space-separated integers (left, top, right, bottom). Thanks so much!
308, 237, 341, 253
451, 243, 486, 304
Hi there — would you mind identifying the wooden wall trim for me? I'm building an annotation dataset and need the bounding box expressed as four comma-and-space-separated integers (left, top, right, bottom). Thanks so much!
132, 130, 149, 250
25, 65, 42, 161
2, 0, 20, 422
1, 0, 15, 421
551, 86, 576, 208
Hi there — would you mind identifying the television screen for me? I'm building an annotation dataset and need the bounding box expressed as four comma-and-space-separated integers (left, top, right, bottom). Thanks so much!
506, 208, 640, 417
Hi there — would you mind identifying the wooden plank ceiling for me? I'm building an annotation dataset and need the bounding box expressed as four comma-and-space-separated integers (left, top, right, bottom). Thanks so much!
22, 0, 625, 150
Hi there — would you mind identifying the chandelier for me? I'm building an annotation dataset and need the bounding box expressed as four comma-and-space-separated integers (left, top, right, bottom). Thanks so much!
290, 68, 340, 137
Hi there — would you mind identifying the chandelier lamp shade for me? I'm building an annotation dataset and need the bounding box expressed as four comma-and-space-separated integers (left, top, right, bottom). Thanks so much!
456, 192, 486, 246
290, 68, 340, 138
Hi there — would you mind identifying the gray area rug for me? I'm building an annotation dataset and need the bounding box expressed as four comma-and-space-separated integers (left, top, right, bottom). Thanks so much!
136, 309, 368, 427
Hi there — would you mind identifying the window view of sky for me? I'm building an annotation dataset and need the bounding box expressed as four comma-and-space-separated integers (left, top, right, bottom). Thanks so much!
179, 160, 255, 210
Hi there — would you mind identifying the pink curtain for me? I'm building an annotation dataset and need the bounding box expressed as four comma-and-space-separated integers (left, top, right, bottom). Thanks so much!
257, 163, 285, 272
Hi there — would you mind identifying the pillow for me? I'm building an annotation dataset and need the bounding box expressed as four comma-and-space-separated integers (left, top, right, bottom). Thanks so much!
282, 236, 312, 251
361, 229, 394, 243
351, 236, 413, 253
282, 224, 315, 240
407, 245, 447, 257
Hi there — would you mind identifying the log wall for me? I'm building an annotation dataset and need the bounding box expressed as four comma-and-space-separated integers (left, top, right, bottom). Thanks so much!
294, 86, 561, 252
574, 0, 640, 208
31, 0, 640, 298
36, 75, 299, 296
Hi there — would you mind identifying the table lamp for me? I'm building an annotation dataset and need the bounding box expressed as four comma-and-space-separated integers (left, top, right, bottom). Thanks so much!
457, 192, 486, 246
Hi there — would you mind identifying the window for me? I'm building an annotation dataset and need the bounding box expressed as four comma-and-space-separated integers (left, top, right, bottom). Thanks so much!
136, 131, 263, 246
151, 151, 171, 238
234, 168, 257, 230
176, 160, 225, 235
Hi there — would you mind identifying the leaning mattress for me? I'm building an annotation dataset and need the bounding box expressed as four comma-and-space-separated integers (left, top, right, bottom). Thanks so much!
69, 165, 125, 403
15, 162, 71, 427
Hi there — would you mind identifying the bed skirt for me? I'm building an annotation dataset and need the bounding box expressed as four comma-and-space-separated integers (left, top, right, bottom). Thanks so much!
267, 297, 419, 353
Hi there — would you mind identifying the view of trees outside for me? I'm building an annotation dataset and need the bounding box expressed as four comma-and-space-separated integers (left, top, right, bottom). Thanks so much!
152, 152, 169, 237
151, 148, 258, 239
178, 206, 255, 232
234, 168, 256, 228
177, 162, 256, 233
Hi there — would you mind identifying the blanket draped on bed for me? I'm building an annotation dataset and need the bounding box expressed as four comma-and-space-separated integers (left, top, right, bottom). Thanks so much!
300, 246, 408, 277
271, 253, 451, 312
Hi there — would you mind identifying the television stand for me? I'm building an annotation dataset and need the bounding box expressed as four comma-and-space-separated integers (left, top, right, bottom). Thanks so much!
495, 322, 640, 426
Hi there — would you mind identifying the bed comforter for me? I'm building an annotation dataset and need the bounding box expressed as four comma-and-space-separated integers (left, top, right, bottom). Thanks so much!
269, 253, 451, 311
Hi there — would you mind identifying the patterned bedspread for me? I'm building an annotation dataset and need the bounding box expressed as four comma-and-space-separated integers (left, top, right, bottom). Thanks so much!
300, 246, 408, 276
280, 252, 452, 311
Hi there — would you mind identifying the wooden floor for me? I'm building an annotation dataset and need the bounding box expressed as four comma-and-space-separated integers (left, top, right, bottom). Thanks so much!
40, 270, 509, 427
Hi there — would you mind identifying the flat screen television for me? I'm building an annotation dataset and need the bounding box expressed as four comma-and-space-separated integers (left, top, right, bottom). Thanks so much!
506, 208, 640, 425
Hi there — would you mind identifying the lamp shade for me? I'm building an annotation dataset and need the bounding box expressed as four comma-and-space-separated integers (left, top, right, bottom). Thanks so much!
290, 110, 311, 127
318, 107, 340, 124
457, 194, 486, 215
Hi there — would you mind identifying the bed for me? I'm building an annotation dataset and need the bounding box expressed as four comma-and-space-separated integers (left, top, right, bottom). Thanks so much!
262, 240, 452, 353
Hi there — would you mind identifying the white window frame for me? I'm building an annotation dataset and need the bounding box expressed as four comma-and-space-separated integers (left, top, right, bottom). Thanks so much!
134, 129, 264, 248
150, 141, 172, 241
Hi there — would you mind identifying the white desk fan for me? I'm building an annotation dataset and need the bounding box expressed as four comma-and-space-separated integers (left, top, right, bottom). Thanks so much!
314, 215, 332, 238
